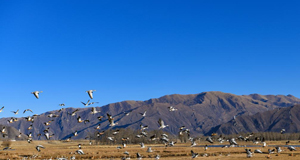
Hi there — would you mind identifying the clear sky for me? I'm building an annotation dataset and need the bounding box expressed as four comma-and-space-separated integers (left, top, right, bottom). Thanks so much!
1, 0, 300, 117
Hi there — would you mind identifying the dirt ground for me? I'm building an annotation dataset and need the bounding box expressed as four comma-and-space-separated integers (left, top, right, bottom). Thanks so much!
0, 140, 299, 159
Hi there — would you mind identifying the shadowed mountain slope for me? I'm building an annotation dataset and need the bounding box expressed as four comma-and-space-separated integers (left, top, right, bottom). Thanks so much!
0, 91, 300, 140
208, 104, 300, 135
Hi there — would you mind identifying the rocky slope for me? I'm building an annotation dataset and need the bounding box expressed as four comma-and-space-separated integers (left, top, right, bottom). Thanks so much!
0, 91, 299, 140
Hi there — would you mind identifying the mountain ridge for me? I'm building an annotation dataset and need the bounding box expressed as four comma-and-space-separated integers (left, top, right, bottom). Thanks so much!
0, 91, 299, 140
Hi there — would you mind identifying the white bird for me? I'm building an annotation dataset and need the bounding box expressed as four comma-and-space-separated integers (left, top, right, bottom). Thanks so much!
59, 103, 65, 106
136, 152, 142, 160
158, 118, 169, 129
268, 149, 275, 154
107, 137, 114, 141
36, 145, 45, 152
140, 142, 145, 148
11, 109, 19, 115
0, 106, 4, 112
191, 150, 198, 158
32, 91, 43, 99
86, 90, 96, 99
254, 149, 263, 153
69, 109, 79, 116
288, 146, 297, 151
91, 107, 100, 114
124, 151, 129, 155
168, 106, 177, 111
206, 136, 213, 144
44, 132, 54, 140
245, 149, 253, 158
146, 147, 153, 153
155, 155, 160, 160
191, 141, 196, 147
275, 146, 282, 153
229, 138, 238, 145
76, 149, 84, 155
140, 111, 146, 117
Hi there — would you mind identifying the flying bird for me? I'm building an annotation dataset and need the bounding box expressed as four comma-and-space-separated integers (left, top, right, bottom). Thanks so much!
11, 109, 19, 115
140, 111, 146, 117
32, 91, 43, 99
91, 107, 100, 114
36, 145, 45, 152
191, 150, 199, 158
23, 109, 33, 114
86, 90, 96, 99
0, 106, 4, 112
158, 118, 169, 129
168, 106, 177, 111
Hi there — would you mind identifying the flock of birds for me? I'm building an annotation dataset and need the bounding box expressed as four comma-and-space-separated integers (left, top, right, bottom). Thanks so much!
0, 90, 299, 159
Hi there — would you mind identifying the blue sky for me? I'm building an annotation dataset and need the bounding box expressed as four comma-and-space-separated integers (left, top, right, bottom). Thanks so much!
1, 0, 300, 117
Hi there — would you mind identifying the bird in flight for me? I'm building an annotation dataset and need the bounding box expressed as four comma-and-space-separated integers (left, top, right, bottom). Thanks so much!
158, 118, 169, 129
11, 109, 19, 115
36, 145, 45, 152
0, 106, 4, 112
31, 91, 43, 99
86, 90, 96, 99
23, 109, 33, 114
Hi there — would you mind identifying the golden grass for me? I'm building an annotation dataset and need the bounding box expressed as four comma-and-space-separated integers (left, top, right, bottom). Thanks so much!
0, 140, 299, 159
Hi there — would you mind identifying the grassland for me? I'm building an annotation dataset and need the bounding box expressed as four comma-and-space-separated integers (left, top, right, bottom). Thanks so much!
0, 140, 300, 159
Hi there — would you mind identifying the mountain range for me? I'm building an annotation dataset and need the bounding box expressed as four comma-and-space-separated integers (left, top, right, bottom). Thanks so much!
0, 91, 300, 140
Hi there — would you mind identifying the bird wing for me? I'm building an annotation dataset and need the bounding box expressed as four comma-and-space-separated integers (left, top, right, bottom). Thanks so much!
87, 90, 93, 99
33, 92, 39, 99
158, 118, 164, 126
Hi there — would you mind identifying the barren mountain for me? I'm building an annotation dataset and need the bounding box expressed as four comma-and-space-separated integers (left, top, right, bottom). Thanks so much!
0, 91, 299, 140
208, 104, 300, 135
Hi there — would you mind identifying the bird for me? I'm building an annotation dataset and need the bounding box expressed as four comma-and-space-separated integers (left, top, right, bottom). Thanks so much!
95, 124, 101, 130
77, 116, 84, 123
168, 106, 177, 111
275, 146, 282, 153
36, 145, 45, 152
245, 149, 253, 158
140, 111, 146, 117
78, 144, 81, 149
155, 155, 160, 160
191, 141, 197, 147
1, 127, 5, 133
73, 131, 78, 137
81, 100, 99, 107
158, 118, 169, 129
0, 106, 4, 112
59, 103, 65, 106
69, 109, 79, 116
136, 152, 142, 160
191, 150, 198, 158
11, 109, 19, 115
124, 151, 129, 155
140, 142, 145, 148
146, 147, 153, 153
91, 107, 100, 114
32, 91, 43, 99
44, 132, 54, 140
107, 113, 118, 126
268, 149, 275, 154
281, 129, 286, 134
86, 90, 96, 99
76, 149, 84, 155
229, 138, 238, 146
254, 149, 263, 153
288, 146, 297, 151
206, 136, 213, 144
23, 109, 33, 114
140, 124, 148, 131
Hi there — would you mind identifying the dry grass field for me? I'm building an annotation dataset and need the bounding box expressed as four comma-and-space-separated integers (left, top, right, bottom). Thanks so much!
0, 140, 300, 159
